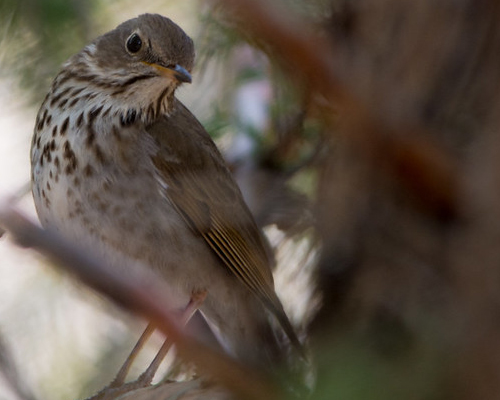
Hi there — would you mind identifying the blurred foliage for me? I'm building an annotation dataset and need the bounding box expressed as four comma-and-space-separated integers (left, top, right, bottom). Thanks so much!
197, 1, 327, 175
0, 0, 97, 101
200, 1, 500, 400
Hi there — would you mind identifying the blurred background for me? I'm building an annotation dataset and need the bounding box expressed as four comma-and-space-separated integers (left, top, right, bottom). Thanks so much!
2, 0, 500, 399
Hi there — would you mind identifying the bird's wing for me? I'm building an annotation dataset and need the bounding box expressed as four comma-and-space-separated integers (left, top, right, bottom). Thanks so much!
147, 100, 301, 349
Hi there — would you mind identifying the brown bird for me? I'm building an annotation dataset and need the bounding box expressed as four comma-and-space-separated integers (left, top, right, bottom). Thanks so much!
30, 13, 302, 384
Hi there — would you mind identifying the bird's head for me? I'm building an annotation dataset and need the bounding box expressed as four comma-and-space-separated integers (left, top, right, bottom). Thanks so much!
96, 13, 194, 85
61, 14, 195, 123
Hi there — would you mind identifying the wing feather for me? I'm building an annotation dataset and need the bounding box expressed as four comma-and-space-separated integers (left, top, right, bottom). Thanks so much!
147, 100, 302, 351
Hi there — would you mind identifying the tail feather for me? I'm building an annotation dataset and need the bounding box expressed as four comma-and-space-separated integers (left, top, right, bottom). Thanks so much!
265, 294, 307, 361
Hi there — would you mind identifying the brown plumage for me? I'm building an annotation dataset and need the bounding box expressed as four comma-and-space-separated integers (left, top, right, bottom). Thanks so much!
31, 13, 302, 373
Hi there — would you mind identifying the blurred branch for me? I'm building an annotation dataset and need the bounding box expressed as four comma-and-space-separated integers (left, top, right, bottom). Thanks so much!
214, 0, 459, 220
0, 204, 281, 400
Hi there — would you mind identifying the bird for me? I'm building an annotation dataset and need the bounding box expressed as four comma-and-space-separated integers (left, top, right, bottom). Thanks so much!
30, 13, 303, 385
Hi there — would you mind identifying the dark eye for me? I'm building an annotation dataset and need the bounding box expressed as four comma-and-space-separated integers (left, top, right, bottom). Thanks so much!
126, 33, 142, 53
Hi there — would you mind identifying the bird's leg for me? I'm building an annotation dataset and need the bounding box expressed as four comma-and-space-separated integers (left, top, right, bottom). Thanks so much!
109, 323, 156, 387
86, 290, 207, 400
86, 323, 156, 400
136, 289, 208, 386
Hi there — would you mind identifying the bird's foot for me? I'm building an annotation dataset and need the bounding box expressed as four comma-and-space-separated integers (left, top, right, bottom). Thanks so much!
85, 377, 153, 400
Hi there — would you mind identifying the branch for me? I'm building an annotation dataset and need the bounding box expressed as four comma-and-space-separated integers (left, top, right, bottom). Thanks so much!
214, 0, 459, 220
0, 204, 281, 400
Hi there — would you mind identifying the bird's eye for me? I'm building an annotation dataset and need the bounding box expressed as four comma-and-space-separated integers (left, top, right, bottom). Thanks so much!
126, 33, 142, 53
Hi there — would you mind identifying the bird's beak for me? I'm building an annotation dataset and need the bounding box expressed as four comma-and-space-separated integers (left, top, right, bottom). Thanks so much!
146, 62, 192, 84
169, 64, 192, 83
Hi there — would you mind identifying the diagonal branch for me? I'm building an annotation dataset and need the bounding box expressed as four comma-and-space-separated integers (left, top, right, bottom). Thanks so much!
215, 0, 460, 220
0, 204, 281, 400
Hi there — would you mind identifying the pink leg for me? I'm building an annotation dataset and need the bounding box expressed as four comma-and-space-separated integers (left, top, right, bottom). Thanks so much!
136, 289, 208, 385
109, 323, 155, 387
87, 290, 207, 400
